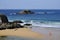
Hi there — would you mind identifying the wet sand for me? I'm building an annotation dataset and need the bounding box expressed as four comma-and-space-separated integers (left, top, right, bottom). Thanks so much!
31, 27, 60, 40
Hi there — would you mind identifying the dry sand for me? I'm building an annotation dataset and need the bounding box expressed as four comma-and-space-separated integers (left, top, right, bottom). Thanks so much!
0, 28, 45, 39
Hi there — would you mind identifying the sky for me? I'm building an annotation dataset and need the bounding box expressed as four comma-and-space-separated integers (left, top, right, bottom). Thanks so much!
0, 0, 60, 9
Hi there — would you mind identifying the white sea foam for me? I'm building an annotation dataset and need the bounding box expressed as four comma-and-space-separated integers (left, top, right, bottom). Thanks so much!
23, 20, 60, 28
9, 20, 60, 28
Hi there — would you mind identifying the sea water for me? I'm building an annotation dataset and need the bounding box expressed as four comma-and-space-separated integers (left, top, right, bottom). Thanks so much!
0, 9, 60, 40
4, 9, 60, 28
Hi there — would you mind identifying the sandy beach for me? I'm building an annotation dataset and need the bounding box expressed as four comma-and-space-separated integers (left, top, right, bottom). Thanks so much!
0, 28, 44, 39
0, 27, 60, 40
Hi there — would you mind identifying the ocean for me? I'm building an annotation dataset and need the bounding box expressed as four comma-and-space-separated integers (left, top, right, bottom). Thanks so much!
0, 9, 60, 28
0, 9, 60, 40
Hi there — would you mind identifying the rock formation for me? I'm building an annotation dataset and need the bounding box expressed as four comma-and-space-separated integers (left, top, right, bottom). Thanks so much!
17, 10, 34, 14
0, 14, 8, 23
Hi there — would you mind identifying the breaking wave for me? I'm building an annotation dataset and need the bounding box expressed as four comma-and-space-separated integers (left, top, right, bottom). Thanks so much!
23, 20, 60, 28
9, 20, 60, 28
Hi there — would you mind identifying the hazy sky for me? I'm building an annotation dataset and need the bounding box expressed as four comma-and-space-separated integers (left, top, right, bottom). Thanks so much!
0, 0, 60, 9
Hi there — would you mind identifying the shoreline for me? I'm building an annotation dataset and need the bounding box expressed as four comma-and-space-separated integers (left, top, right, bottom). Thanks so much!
0, 27, 60, 40
0, 28, 44, 39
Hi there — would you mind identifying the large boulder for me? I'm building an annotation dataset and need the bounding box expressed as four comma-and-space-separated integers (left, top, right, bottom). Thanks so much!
0, 14, 8, 23
17, 10, 34, 14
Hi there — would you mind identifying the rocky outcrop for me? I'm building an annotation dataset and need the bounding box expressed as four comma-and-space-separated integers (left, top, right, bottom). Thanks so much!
0, 14, 8, 23
0, 22, 24, 30
17, 10, 34, 14
0, 14, 24, 30
13, 20, 23, 23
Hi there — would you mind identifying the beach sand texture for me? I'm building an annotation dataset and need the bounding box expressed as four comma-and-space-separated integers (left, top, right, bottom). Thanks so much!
31, 27, 60, 40
0, 28, 44, 39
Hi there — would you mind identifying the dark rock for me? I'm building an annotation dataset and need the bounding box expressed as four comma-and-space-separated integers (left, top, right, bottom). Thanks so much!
0, 27, 6, 30
0, 14, 25, 30
24, 24, 32, 26
0, 28, 4, 30
7, 23, 24, 29
13, 20, 23, 23
17, 10, 34, 14
7, 27, 15, 29
0, 14, 8, 23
